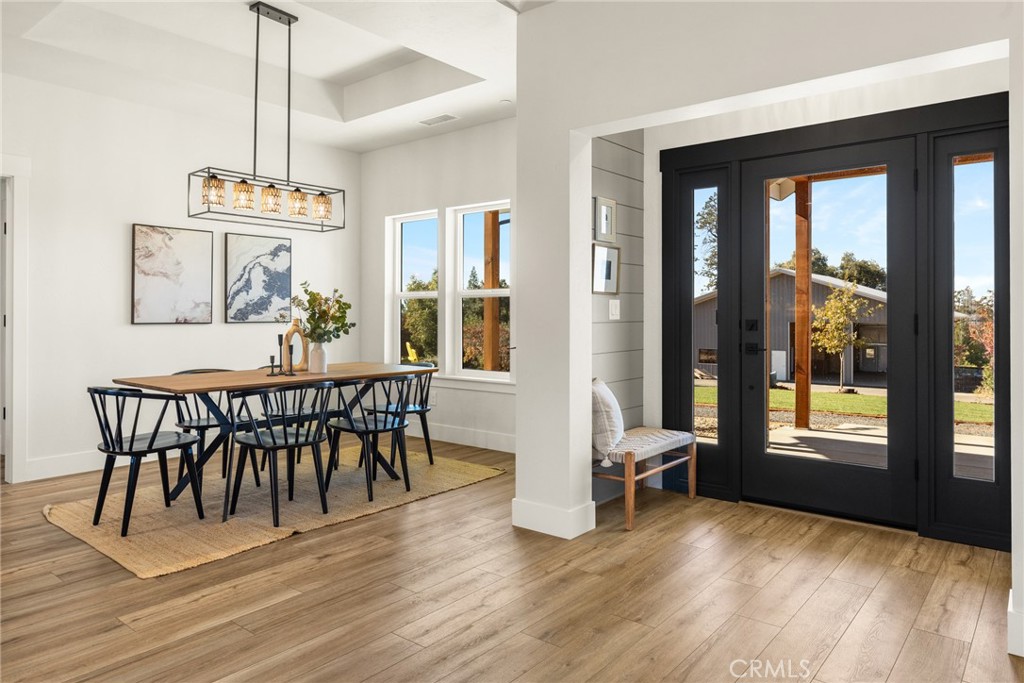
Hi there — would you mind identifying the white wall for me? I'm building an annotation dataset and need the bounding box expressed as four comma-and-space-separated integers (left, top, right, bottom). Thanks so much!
1, 75, 361, 482
513, 0, 1022, 576
359, 117, 516, 453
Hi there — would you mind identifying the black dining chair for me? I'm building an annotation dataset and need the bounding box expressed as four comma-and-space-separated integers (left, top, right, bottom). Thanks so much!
369, 362, 436, 466
87, 387, 205, 536
225, 381, 334, 527
325, 375, 415, 502
173, 369, 260, 488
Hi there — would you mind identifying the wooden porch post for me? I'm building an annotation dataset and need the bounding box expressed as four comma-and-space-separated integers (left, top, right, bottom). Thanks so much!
794, 179, 812, 429
483, 210, 500, 370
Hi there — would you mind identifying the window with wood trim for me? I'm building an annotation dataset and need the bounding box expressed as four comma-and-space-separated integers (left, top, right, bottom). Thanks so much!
389, 202, 513, 382
455, 203, 511, 378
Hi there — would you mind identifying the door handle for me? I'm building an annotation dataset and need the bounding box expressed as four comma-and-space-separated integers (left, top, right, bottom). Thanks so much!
744, 343, 767, 355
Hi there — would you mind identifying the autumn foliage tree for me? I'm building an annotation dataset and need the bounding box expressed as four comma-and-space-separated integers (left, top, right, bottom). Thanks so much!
461, 267, 511, 371
811, 283, 876, 392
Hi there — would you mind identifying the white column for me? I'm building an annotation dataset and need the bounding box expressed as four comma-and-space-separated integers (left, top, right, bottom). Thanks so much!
1007, 1, 1024, 658
511, 121, 596, 538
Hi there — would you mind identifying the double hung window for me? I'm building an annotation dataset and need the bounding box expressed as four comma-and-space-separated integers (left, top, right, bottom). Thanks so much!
392, 202, 512, 381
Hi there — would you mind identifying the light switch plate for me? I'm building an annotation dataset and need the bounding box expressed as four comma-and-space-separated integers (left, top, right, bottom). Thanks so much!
609, 299, 621, 320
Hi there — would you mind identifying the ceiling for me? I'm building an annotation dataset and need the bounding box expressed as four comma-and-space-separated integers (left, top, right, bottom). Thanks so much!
1, 1, 545, 152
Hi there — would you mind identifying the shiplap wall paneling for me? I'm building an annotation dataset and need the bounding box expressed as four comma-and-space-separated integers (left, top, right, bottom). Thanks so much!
592, 132, 645, 502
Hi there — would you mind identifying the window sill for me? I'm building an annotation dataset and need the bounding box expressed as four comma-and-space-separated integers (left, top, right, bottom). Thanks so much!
433, 375, 517, 394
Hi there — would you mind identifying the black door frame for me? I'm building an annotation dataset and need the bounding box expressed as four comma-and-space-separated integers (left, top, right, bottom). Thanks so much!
661, 93, 1010, 550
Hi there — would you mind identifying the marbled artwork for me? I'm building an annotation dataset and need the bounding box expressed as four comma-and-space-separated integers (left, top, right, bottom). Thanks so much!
225, 233, 292, 323
132, 224, 213, 324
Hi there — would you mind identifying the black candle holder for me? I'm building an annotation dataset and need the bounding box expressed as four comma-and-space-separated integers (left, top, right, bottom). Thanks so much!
279, 343, 296, 376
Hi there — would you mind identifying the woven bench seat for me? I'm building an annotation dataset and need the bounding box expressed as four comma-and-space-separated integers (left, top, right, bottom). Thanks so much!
592, 378, 697, 530
593, 425, 697, 531
603, 427, 696, 465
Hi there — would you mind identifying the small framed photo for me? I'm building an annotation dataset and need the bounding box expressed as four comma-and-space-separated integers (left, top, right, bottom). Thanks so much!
592, 244, 620, 294
594, 196, 617, 243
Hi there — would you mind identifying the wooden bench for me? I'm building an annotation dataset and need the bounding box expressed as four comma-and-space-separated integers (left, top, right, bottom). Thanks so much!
593, 427, 696, 530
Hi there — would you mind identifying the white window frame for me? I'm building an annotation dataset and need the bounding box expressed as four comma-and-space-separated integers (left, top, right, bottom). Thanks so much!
390, 210, 441, 367
448, 200, 513, 383
387, 201, 513, 385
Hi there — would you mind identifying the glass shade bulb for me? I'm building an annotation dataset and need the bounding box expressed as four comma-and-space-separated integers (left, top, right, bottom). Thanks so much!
234, 180, 255, 211
312, 192, 332, 221
289, 187, 308, 218
202, 174, 224, 206
261, 184, 281, 214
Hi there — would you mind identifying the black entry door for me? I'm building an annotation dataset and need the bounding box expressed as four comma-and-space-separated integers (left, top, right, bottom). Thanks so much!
661, 94, 1011, 549
738, 138, 918, 527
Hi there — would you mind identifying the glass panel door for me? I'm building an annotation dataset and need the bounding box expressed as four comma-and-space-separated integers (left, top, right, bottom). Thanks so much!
662, 167, 737, 499
764, 167, 889, 469
929, 128, 1010, 548
951, 153, 995, 482
740, 138, 917, 527
693, 186, 720, 445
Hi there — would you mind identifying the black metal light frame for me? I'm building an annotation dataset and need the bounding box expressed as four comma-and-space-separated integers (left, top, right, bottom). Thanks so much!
187, 2, 345, 233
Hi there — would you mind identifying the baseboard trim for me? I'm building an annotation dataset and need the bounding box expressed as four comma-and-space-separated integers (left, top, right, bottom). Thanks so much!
511, 497, 595, 539
406, 422, 515, 454
21, 450, 115, 482
1009, 590, 1024, 656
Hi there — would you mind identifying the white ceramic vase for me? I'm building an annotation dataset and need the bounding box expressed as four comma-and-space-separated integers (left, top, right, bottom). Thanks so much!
309, 342, 328, 373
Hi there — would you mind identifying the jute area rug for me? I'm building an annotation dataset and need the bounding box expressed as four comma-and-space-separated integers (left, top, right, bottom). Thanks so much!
43, 446, 504, 579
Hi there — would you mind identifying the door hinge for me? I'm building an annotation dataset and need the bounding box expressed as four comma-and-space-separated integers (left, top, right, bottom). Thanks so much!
913, 169, 919, 191
2, 407, 5, 421
914, 459, 919, 481
913, 314, 918, 335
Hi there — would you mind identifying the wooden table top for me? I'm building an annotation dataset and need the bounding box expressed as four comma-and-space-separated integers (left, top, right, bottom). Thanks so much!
113, 362, 436, 394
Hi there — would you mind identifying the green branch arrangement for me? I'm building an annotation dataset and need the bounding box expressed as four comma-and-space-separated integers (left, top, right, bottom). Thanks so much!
290, 281, 356, 344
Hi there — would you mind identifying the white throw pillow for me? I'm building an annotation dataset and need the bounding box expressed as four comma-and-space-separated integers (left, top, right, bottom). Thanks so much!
592, 378, 624, 455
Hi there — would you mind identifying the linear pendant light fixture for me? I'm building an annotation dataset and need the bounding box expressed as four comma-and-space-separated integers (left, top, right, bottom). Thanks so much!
187, 2, 344, 232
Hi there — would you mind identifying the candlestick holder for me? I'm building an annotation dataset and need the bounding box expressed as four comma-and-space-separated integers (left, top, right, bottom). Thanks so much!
280, 344, 296, 376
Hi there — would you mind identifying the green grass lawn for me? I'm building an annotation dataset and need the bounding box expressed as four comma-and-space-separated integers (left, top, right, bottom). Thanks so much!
693, 386, 993, 424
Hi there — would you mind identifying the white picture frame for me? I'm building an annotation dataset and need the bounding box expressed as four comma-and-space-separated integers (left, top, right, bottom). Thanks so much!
594, 196, 617, 243
592, 244, 620, 294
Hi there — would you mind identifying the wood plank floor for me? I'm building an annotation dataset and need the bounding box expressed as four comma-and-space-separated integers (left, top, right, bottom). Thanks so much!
2, 439, 1022, 682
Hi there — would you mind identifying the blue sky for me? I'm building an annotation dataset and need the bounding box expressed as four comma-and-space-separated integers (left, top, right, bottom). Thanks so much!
401, 211, 511, 291
693, 161, 995, 296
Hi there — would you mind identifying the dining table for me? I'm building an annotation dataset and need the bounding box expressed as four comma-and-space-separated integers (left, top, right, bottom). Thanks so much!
113, 362, 437, 521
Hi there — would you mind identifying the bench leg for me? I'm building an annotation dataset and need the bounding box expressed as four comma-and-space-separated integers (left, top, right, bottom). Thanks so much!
688, 441, 697, 499
624, 451, 636, 531
637, 459, 647, 490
